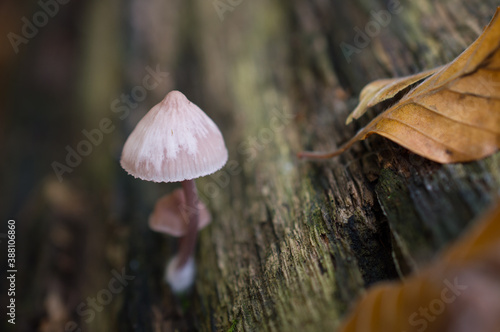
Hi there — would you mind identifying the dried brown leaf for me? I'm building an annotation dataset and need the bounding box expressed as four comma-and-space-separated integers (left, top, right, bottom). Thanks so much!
338, 202, 500, 332
300, 8, 500, 163
345, 66, 441, 124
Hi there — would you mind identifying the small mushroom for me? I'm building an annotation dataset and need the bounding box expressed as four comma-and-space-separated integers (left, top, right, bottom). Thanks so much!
120, 90, 227, 292
148, 188, 211, 237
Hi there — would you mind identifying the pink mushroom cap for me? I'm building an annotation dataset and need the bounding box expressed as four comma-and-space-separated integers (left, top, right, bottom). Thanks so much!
148, 188, 211, 237
120, 90, 228, 183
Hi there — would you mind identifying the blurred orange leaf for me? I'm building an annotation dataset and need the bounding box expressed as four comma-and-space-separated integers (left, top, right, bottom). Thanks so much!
300, 8, 500, 163
338, 202, 500, 332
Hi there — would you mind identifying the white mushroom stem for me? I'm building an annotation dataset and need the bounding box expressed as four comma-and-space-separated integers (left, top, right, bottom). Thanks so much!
166, 255, 195, 293
177, 179, 200, 268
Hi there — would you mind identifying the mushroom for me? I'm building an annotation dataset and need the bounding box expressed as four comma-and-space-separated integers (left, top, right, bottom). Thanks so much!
120, 90, 228, 292
148, 188, 211, 237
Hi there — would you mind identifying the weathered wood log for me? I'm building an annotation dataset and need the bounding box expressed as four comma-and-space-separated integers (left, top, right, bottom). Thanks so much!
9, 0, 500, 331
180, 1, 499, 331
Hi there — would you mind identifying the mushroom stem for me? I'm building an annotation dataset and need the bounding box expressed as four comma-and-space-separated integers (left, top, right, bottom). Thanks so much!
177, 179, 200, 268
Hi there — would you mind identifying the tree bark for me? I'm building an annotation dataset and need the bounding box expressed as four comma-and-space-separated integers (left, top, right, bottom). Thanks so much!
9, 0, 500, 332
179, 1, 500, 331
